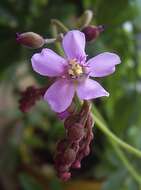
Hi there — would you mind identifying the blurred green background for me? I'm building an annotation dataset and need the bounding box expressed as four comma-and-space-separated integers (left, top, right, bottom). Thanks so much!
0, 0, 141, 189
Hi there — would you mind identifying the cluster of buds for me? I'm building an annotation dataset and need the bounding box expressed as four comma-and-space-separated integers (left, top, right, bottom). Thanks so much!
16, 25, 105, 50
19, 86, 47, 112
16, 32, 63, 49
54, 101, 94, 181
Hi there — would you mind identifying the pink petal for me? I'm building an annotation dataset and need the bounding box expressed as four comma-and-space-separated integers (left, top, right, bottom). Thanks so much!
87, 52, 121, 77
62, 30, 86, 62
44, 79, 75, 113
31, 48, 66, 77
76, 78, 109, 100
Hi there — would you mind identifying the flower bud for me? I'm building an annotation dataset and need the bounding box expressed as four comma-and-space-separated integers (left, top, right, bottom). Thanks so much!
63, 148, 76, 164
19, 86, 46, 113
59, 172, 71, 181
64, 114, 79, 128
16, 32, 45, 48
56, 139, 68, 152
67, 123, 84, 141
82, 25, 105, 42
84, 146, 90, 156
72, 160, 81, 169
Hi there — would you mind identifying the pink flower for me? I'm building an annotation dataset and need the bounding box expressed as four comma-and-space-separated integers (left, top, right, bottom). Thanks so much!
31, 30, 121, 113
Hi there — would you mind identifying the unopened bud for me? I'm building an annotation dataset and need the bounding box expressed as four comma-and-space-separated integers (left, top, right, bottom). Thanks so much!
57, 139, 68, 152
59, 172, 71, 181
82, 25, 105, 42
63, 148, 76, 164
67, 123, 84, 141
16, 32, 45, 48
84, 146, 90, 156
64, 114, 79, 128
72, 161, 81, 169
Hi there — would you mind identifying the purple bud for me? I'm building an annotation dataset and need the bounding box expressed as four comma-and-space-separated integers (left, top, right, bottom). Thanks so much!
72, 161, 81, 169
64, 114, 79, 128
55, 153, 64, 165
63, 148, 76, 164
16, 32, 45, 48
84, 146, 90, 156
82, 25, 105, 42
56, 139, 68, 152
19, 86, 47, 113
67, 123, 84, 141
57, 165, 69, 173
59, 172, 71, 181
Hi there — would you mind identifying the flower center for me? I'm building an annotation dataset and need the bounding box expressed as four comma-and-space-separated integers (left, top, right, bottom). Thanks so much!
68, 59, 83, 78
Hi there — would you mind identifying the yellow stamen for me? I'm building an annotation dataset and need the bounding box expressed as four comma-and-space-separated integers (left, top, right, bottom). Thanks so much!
68, 59, 83, 77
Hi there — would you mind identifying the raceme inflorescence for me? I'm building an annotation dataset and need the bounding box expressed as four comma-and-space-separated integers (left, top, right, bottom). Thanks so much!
17, 13, 121, 181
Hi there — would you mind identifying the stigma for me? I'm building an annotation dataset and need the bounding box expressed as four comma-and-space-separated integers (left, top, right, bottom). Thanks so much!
68, 59, 83, 78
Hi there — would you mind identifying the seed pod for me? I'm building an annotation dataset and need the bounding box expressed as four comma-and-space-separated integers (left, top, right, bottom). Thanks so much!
16, 32, 45, 48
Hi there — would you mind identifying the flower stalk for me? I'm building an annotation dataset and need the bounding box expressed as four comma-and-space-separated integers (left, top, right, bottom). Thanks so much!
111, 141, 141, 185
51, 19, 69, 33
51, 21, 64, 56
92, 105, 141, 186
77, 10, 93, 29
92, 105, 141, 158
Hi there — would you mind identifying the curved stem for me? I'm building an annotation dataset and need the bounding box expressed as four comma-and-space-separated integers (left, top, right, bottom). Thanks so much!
51, 24, 64, 56
77, 10, 93, 29
110, 140, 141, 185
44, 38, 56, 44
92, 106, 141, 158
51, 19, 69, 33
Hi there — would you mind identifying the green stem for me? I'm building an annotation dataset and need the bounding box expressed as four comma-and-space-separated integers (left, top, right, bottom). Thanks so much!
51, 19, 69, 33
110, 140, 141, 185
44, 38, 56, 44
77, 10, 93, 29
92, 106, 141, 158
92, 105, 141, 185
51, 24, 64, 56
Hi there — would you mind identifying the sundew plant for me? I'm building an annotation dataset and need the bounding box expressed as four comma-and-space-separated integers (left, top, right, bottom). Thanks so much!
16, 9, 141, 186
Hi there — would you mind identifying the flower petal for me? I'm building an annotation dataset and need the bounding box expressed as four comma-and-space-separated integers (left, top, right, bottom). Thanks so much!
87, 52, 121, 77
62, 30, 86, 62
76, 78, 109, 100
31, 48, 66, 77
44, 79, 75, 113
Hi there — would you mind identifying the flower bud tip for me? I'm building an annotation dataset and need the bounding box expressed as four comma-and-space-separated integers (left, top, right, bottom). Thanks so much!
16, 32, 45, 49
82, 25, 105, 42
